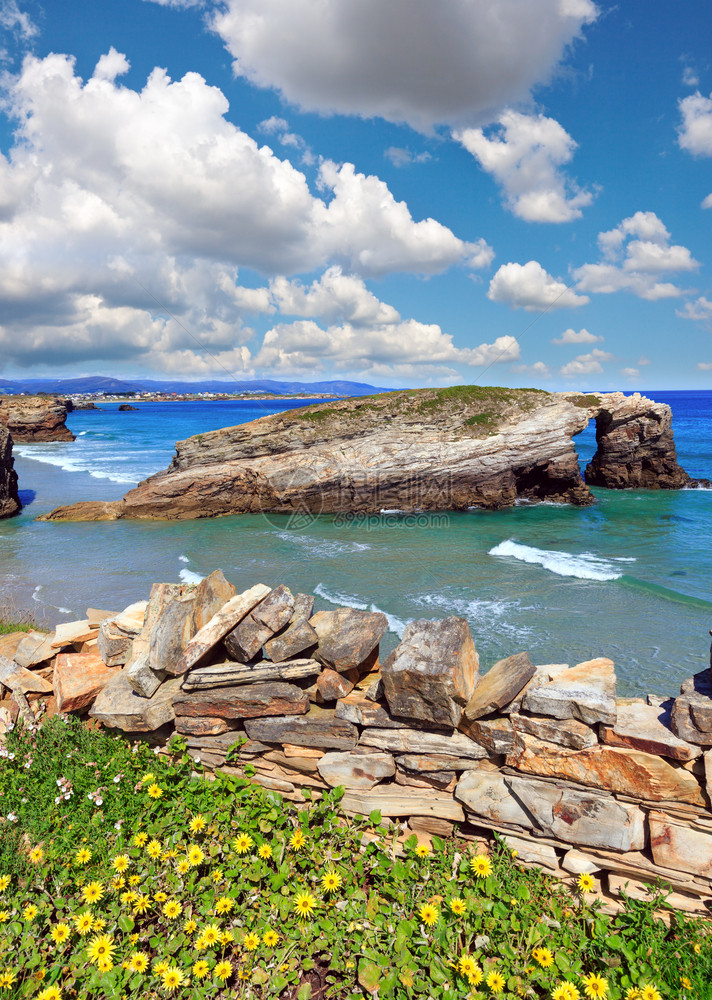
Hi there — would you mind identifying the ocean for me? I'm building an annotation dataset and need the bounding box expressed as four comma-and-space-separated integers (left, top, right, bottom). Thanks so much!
2, 391, 711, 699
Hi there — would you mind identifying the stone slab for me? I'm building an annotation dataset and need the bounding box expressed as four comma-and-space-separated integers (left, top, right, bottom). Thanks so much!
502, 834, 560, 871
0, 654, 53, 695
97, 621, 134, 667
191, 570, 236, 631
126, 652, 164, 699
174, 716, 231, 737
671, 671, 712, 746
149, 596, 196, 673
173, 681, 309, 720
244, 705, 358, 750
561, 850, 601, 875
53, 651, 114, 713
396, 753, 483, 773
463, 652, 535, 721
460, 715, 523, 755
456, 769, 535, 829
316, 668, 354, 702
263, 617, 318, 662
12, 630, 56, 668
382, 616, 478, 728
501, 663, 570, 714
522, 658, 617, 726
90, 671, 181, 731
359, 726, 488, 759
649, 810, 712, 878
310, 607, 387, 673
340, 788, 465, 822
181, 658, 321, 690
510, 712, 597, 750
334, 692, 406, 729
317, 751, 395, 789
51, 620, 99, 649
601, 700, 701, 762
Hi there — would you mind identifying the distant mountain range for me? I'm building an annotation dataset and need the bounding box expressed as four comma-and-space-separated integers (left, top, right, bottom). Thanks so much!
0, 376, 391, 397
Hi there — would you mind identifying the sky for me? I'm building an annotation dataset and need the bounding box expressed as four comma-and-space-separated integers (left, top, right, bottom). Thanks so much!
0, 0, 710, 390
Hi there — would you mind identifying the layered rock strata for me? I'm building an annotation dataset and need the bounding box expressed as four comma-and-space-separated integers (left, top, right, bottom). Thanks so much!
0, 426, 20, 518
41, 388, 694, 522
0, 395, 74, 442
3, 570, 712, 915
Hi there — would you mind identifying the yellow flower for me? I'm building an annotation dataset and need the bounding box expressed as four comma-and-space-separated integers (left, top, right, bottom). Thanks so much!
195, 933, 207, 951
121, 890, 138, 905
74, 848, 91, 866
154, 959, 169, 975
215, 896, 234, 915
263, 929, 279, 947
128, 952, 149, 973
415, 844, 430, 857
232, 833, 253, 854
214, 960, 232, 982
457, 955, 483, 985
163, 900, 182, 919
321, 870, 343, 894
211, 868, 223, 883
29, 847, 44, 865
160, 967, 185, 991
582, 973, 609, 999
449, 897, 466, 916
681, 977, 692, 990
418, 903, 438, 927
220, 930, 233, 945
193, 960, 209, 978
154, 891, 168, 903
290, 829, 306, 850
487, 970, 506, 994
74, 912, 94, 935
133, 832, 148, 847
294, 891, 316, 918
50, 923, 70, 945
141, 772, 155, 783
0, 970, 17, 989
176, 859, 190, 875
110, 876, 125, 891
22, 904, 38, 922
693, 943, 701, 954
625, 990, 642, 1000
82, 881, 104, 904
577, 873, 595, 892
0, 876, 9, 892
554, 985, 581, 1000
87, 934, 116, 967
186, 845, 204, 867
132, 894, 150, 915
470, 854, 492, 878
184, 919, 197, 934
201, 924, 221, 947
128, 874, 141, 886
148, 839, 164, 860
0, 911, 9, 923
258, 843, 272, 860
533, 948, 554, 968
189, 814, 207, 834
93, 918, 106, 932
112, 854, 129, 873
640, 987, 662, 1000
37, 988, 61, 1000
244, 932, 260, 951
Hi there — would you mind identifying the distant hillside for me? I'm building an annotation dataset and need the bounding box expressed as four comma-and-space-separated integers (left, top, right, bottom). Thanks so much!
0, 376, 391, 397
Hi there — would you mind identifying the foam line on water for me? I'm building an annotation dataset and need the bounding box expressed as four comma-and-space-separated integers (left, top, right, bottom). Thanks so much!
276, 532, 370, 556
314, 583, 405, 637
179, 568, 204, 585
489, 539, 626, 581
14, 443, 140, 485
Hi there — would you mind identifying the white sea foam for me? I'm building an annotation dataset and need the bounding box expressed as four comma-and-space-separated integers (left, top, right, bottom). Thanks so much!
275, 532, 370, 557
314, 583, 405, 636
179, 554, 190, 563
32, 584, 43, 603
682, 483, 712, 490
179, 568, 204, 585
489, 539, 626, 581
413, 592, 534, 645
13, 444, 140, 485
31, 583, 70, 614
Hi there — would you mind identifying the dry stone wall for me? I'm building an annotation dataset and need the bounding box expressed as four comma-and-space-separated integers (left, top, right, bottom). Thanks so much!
1, 571, 712, 917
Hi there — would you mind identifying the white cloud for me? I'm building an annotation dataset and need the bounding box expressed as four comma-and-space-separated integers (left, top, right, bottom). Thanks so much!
620, 367, 639, 378
702, 193, 712, 209
257, 116, 314, 165
552, 327, 601, 345
384, 147, 432, 168
0, 0, 37, 41
573, 211, 698, 300
678, 92, 712, 156
677, 296, 712, 321
560, 348, 613, 379
209, 0, 598, 131
0, 51, 492, 372
455, 110, 594, 222
682, 66, 699, 88
512, 361, 552, 379
637, 357, 651, 366
269, 267, 400, 326
697, 362, 712, 371
488, 260, 589, 311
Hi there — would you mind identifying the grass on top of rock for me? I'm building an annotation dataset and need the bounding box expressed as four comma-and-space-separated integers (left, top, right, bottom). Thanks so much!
0, 603, 46, 636
0, 715, 710, 1000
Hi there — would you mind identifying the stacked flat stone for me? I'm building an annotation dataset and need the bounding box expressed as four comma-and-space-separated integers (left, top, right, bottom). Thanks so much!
1, 570, 711, 916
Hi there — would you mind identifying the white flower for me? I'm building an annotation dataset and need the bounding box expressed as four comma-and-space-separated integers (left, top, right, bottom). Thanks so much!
194, 755, 201, 764
95, 796, 103, 806
8, 753, 14, 761
54, 796, 61, 804
153, 747, 160, 755
87, 793, 93, 801
64, 792, 71, 800
7, 813, 17, 822
113, 775, 121, 783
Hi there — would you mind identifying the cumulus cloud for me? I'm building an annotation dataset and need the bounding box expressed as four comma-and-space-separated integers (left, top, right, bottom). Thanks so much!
270, 267, 400, 326
511, 361, 552, 379
258, 115, 314, 165
0, 0, 37, 41
682, 65, 699, 88
552, 327, 601, 345
573, 211, 698, 300
0, 51, 492, 373
702, 193, 712, 209
455, 110, 594, 222
384, 147, 432, 168
209, 0, 598, 131
560, 348, 613, 379
620, 367, 639, 378
677, 296, 712, 321
488, 261, 589, 311
678, 92, 712, 156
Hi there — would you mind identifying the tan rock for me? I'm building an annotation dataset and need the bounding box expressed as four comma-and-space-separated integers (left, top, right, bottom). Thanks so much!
181, 658, 320, 690
174, 716, 230, 737
263, 617, 318, 662
510, 712, 597, 750
90, 671, 182, 731
283, 744, 324, 759
13, 630, 55, 668
456, 769, 535, 828
507, 735, 705, 805
607, 873, 710, 915
463, 652, 535, 721
53, 651, 114, 712
501, 835, 559, 870
359, 726, 488, 759
125, 583, 183, 695
311, 607, 387, 674
149, 595, 196, 673
395, 767, 456, 792
0, 654, 53, 695
649, 811, 712, 877
396, 753, 482, 772
191, 570, 236, 631
507, 775, 646, 852
86, 608, 118, 628
262, 750, 321, 775
522, 658, 617, 726
382, 616, 479, 728
169, 584, 271, 676
334, 692, 406, 729
173, 681, 310, 720
705, 750, 712, 802
0, 632, 28, 659
112, 601, 148, 635
51, 620, 99, 649
317, 751, 395, 789
671, 672, 712, 746
501, 663, 570, 714
408, 816, 455, 838
460, 715, 523, 755
340, 787, 465, 822
244, 705, 358, 750
316, 668, 354, 703
97, 621, 134, 667
561, 850, 601, 875
601, 700, 701, 761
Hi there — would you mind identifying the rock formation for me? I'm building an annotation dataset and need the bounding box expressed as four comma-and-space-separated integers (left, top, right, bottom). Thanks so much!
0, 426, 20, 519
3, 569, 712, 915
0, 395, 74, 442
41, 387, 694, 522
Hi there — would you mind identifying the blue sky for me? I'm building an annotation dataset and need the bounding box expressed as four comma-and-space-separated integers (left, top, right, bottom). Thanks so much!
0, 0, 710, 389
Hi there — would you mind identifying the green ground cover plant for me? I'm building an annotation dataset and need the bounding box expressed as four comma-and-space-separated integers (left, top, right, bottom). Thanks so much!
0, 716, 709, 999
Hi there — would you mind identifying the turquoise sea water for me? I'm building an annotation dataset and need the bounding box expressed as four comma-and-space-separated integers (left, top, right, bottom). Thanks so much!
2, 392, 711, 698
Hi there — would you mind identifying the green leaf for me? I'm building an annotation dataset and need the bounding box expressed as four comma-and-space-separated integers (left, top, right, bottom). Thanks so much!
297, 983, 312, 1000
358, 959, 381, 994
369, 810, 382, 825
117, 915, 134, 933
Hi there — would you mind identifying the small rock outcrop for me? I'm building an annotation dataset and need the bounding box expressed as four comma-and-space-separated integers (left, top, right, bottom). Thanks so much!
118, 404, 139, 411
0, 425, 20, 519
0, 395, 74, 442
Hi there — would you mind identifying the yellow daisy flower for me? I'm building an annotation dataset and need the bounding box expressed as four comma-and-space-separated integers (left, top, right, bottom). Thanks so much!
74, 848, 91, 866
176, 859, 190, 875
0, 970, 17, 989
582, 973, 609, 999
189, 814, 207, 834
141, 772, 155, 783
132, 894, 150, 915
112, 855, 129, 873
625, 990, 642, 1000
193, 960, 209, 979
457, 955, 483, 985
415, 844, 430, 857
640, 987, 662, 1000
0, 911, 10, 923
28, 847, 44, 865
87, 934, 116, 967
321, 870, 343, 893
553, 985, 581, 1000
153, 959, 169, 975
160, 967, 185, 991
146, 839, 162, 859
693, 943, 701, 955
215, 896, 234, 915
128, 874, 141, 886
50, 923, 70, 945
154, 891, 168, 903
232, 833, 253, 854
214, 960, 232, 982
449, 897, 466, 916
470, 854, 492, 878
37, 987, 62, 1000
294, 891, 316, 918
132, 832, 148, 847
110, 876, 125, 891
244, 932, 260, 951
121, 890, 138, 905
533, 948, 554, 968
163, 900, 182, 919
418, 903, 438, 927
258, 843, 272, 860
186, 845, 204, 867
211, 868, 223, 883
92, 918, 106, 932
74, 912, 94, 935
0, 876, 9, 892
184, 919, 197, 934
201, 924, 221, 947
487, 971, 506, 994
577, 873, 595, 892
263, 929, 279, 947
290, 829, 306, 850
128, 952, 149, 973
681, 977, 692, 990
22, 904, 38, 922
81, 882, 104, 904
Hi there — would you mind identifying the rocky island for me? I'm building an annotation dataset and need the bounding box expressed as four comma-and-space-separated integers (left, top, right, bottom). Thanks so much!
0, 395, 74, 442
42, 386, 694, 522
0, 426, 20, 519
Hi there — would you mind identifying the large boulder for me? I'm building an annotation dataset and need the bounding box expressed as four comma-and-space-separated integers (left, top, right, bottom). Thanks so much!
461, 651, 535, 721
173, 681, 309, 720
53, 651, 115, 713
671, 671, 712, 747
310, 607, 387, 674
522, 657, 617, 726
224, 585, 295, 662
382, 616, 478, 728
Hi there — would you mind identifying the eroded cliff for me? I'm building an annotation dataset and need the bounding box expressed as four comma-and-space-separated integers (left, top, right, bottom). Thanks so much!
41, 387, 694, 522
0, 395, 74, 442
0, 425, 20, 519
